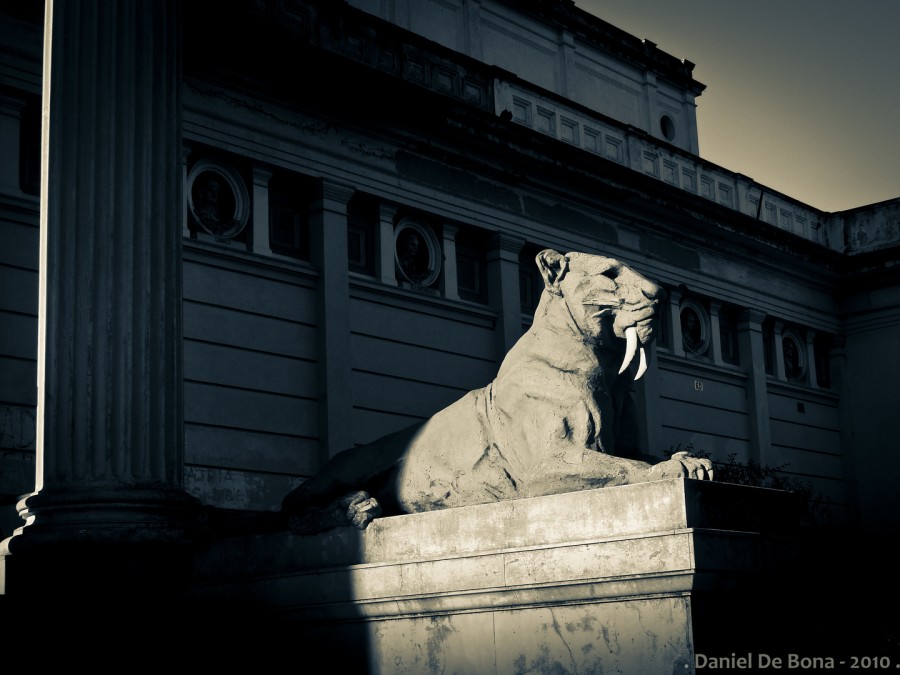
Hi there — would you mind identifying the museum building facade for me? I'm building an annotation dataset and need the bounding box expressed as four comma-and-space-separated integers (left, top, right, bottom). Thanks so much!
0, 0, 898, 590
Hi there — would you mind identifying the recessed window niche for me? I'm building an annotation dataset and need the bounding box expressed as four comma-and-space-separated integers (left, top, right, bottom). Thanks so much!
679, 299, 710, 357
394, 217, 441, 291
782, 329, 807, 382
660, 114, 676, 141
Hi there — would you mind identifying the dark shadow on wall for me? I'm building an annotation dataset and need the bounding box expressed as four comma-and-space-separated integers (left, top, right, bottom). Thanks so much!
182, 507, 376, 671
691, 524, 900, 674
0, 507, 374, 671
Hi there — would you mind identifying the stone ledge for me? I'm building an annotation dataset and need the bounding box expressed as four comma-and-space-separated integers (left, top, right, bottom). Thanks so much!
188, 478, 806, 672
191, 479, 802, 615
194, 478, 800, 575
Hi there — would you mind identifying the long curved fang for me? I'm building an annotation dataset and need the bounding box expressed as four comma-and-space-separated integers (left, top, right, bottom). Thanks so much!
634, 346, 648, 380
619, 326, 638, 374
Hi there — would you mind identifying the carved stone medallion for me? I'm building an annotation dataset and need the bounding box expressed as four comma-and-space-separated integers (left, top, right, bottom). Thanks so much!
187, 159, 250, 239
394, 218, 441, 288
679, 299, 709, 356
781, 330, 806, 381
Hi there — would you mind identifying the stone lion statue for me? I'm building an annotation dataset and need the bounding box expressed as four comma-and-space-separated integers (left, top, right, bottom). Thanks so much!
282, 249, 713, 533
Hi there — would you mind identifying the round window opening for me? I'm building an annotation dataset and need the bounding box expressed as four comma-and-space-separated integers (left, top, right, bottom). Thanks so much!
660, 114, 676, 142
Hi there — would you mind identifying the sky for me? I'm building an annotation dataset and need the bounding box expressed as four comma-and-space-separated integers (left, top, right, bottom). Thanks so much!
576, 0, 900, 213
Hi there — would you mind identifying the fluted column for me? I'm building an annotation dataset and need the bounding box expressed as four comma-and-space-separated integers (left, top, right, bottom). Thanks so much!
1, 0, 197, 600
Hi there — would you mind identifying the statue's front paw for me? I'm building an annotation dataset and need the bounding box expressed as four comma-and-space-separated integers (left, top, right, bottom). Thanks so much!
340, 491, 382, 529
650, 452, 714, 481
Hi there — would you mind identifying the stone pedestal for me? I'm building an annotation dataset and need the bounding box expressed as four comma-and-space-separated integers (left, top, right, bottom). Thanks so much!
190, 479, 807, 673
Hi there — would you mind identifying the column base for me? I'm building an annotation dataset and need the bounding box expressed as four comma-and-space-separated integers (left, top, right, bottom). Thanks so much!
1, 485, 202, 605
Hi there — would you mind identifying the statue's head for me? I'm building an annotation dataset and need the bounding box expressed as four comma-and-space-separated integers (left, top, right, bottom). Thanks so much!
536, 249, 664, 379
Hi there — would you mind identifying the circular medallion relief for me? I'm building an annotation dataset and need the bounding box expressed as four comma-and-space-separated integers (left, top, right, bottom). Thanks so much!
781, 330, 806, 381
394, 218, 441, 287
679, 300, 710, 355
187, 159, 250, 239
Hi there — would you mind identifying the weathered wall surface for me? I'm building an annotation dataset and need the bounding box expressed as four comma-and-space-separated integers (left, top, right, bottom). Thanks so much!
0, 8, 42, 541
182, 249, 320, 510
840, 273, 900, 531
348, 283, 498, 446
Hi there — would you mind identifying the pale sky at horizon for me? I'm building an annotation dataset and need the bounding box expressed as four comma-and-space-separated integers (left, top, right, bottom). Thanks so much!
577, 0, 900, 213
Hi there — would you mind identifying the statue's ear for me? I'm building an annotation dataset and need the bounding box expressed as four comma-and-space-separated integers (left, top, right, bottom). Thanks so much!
536, 249, 568, 293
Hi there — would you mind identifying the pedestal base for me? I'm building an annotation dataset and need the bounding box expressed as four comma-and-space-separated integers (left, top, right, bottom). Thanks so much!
190, 479, 806, 673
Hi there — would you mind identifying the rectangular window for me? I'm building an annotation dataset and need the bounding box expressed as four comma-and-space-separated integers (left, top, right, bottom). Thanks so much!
454, 225, 489, 304
347, 195, 377, 276
658, 299, 669, 348
19, 94, 41, 196
457, 252, 482, 299
347, 225, 368, 272
762, 320, 775, 375
518, 246, 544, 316
268, 171, 311, 260
719, 308, 740, 365
814, 333, 832, 388
270, 206, 307, 256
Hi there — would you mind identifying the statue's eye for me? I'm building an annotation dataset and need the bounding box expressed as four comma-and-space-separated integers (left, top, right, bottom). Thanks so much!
600, 267, 619, 280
